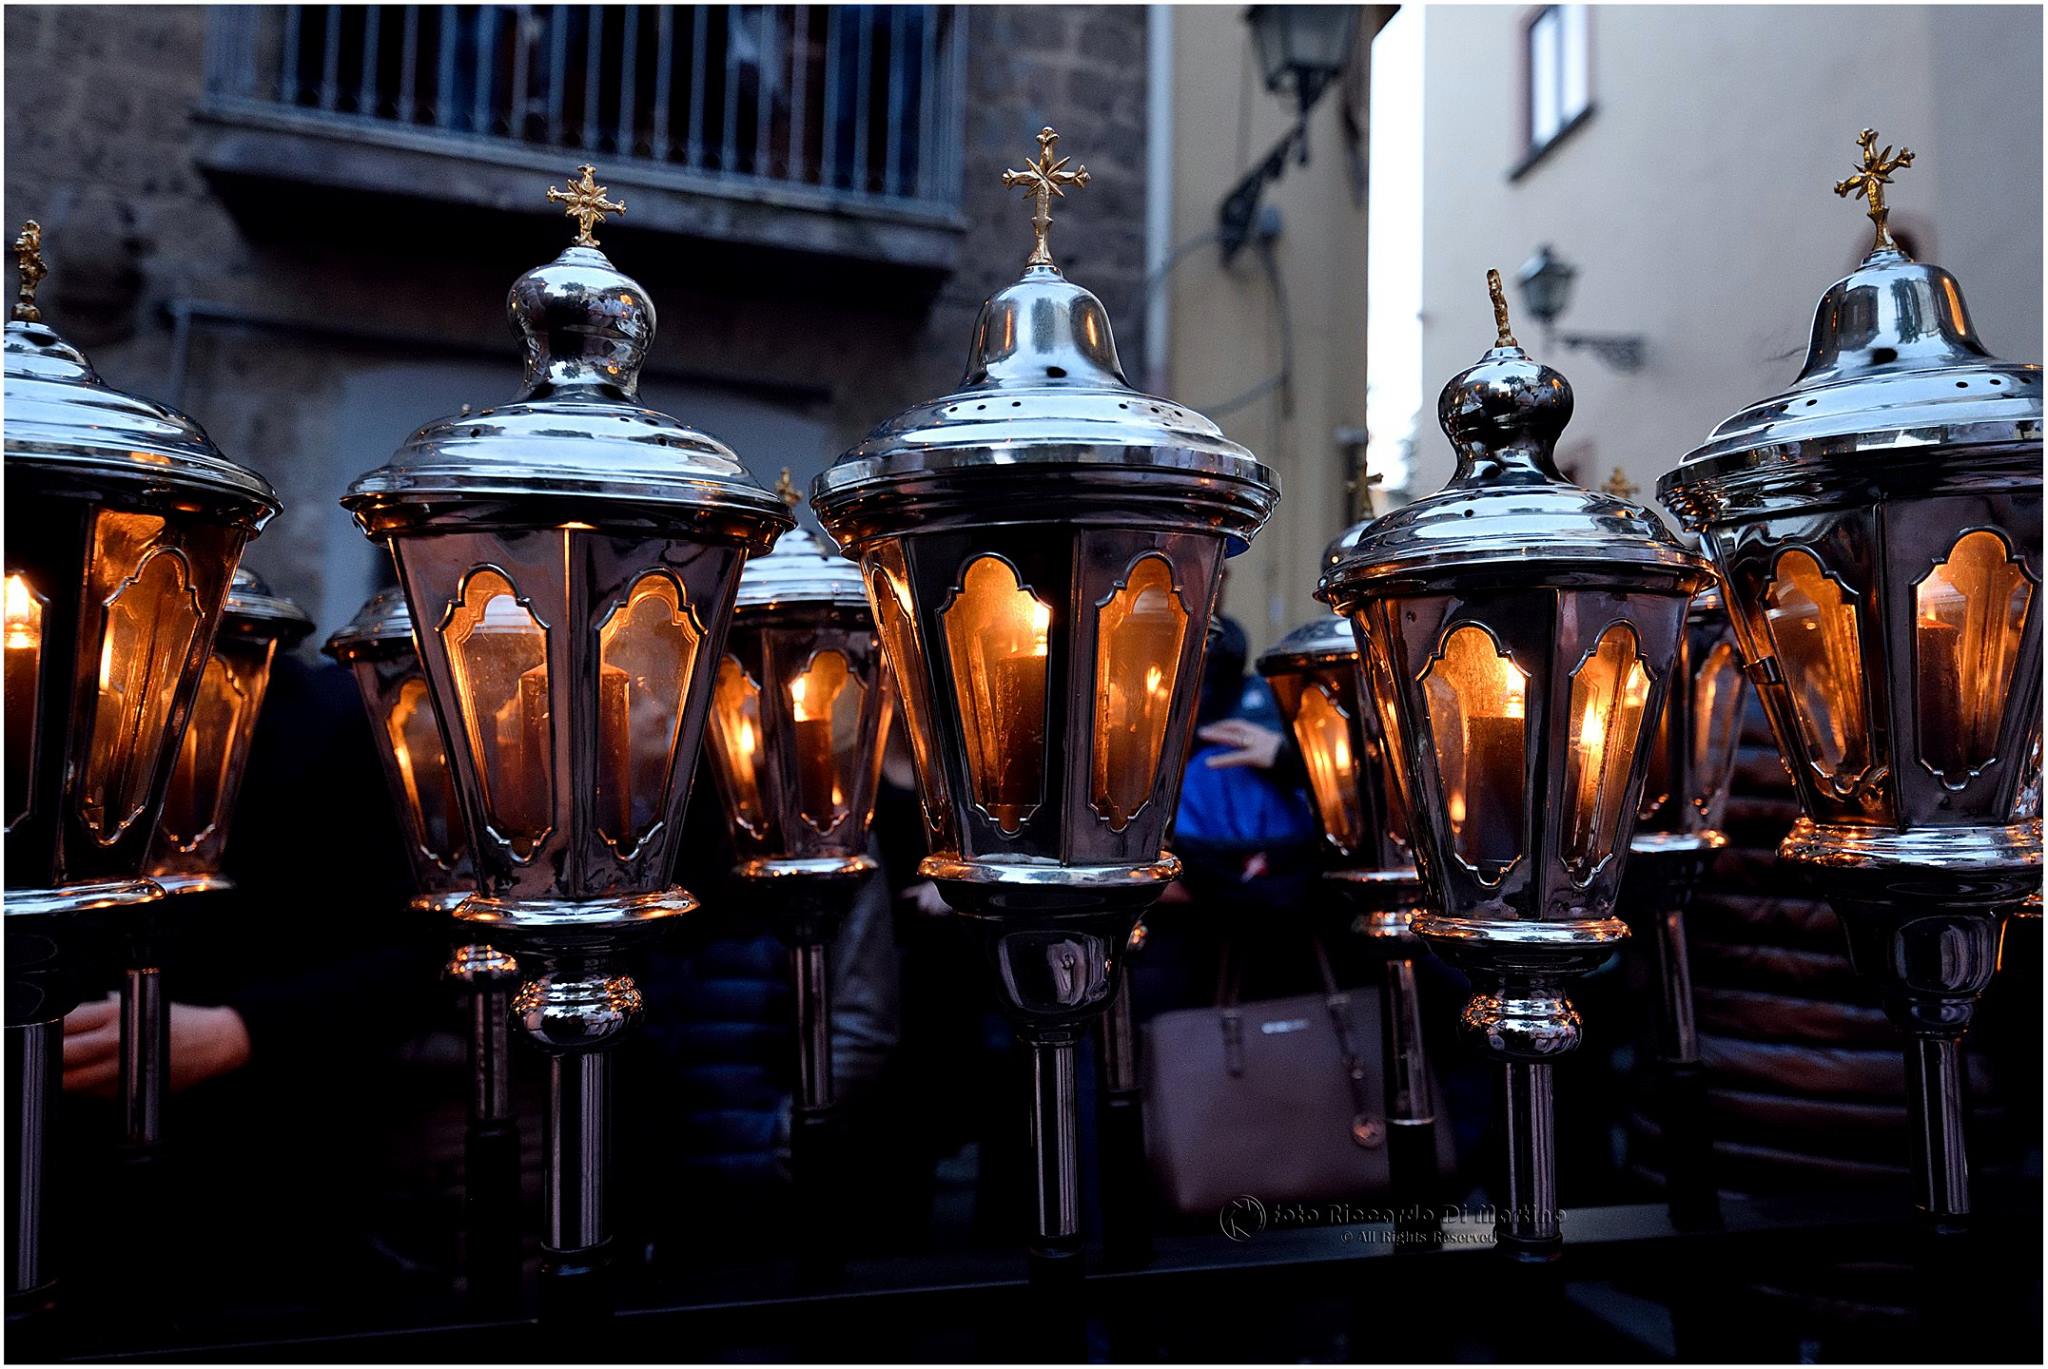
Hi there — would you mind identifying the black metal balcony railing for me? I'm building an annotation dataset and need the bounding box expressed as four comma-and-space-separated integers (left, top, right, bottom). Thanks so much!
201, 5, 965, 220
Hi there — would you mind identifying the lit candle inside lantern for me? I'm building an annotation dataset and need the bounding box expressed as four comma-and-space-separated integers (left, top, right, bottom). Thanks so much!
1462, 658, 1528, 868
5, 573, 42, 823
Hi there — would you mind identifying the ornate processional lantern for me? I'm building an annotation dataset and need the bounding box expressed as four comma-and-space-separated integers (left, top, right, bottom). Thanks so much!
323, 586, 521, 1263
122, 568, 309, 1154
811, 128, 1279, 1285
1659, 130, 2042, 1231
342, 169, 791, 1299
5, 221, 278, 1313
1257, 588, 1441, 1221
1321, 273, 1711, 1260
1619, 582, 1746, 1227
701, 475, 895, 1221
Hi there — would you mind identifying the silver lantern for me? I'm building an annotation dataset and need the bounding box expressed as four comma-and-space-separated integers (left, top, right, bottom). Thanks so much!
342, 169, 792, 1299
120, 568, 307, 1155
811, 127, 1279, 1291
5, 220, 278, 1313
1257, 591, 1440, 1223
323, 585, 520, 1276
1321, 272, 1711, 1260
1659, 130, 2041, 1232
701, 475, 894, 1224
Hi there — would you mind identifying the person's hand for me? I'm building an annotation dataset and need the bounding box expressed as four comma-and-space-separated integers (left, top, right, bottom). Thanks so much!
61, 994, 121, 1098
1199, 719, 1284, 770
901, 881, 951, 918
61, 995, 252, 1099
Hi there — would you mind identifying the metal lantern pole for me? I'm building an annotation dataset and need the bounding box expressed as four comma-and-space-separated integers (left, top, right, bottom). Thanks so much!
1257, 603, 1442, 1234
1096, 919, 1151, 1266
1321, 272, 1710, 1261
134, 569, 309, 1157
813, 126, 1278, 1320
323, 587, 521, 1298
1660, 131, 2042, 1233
342, 169, 791, 1308
4, 221, 279, 1319
700, 485, 896, 1262
1619, 583, 1745, 1228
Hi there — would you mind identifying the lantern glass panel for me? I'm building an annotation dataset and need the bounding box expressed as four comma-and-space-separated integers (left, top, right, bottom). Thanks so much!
1761, 548, 1872, 797
1421, 623, 1528, 885
1691, 640, 1744, 823
1912, 529, 2035, 791
595, 571, 701, 854
5, 572, 45, 831
382, 673, 466, 873
867, 547, 950, 835
1092, 554, 1190, 831
1562, 622, 1653, 882
1361, 621, 1415, 854
442, 567, 553, 860
157, 640, 273, 853
941, 554, 1051, 835
707, 655, 768, 836
1290, 681, 1365, 852
788, 647, 871, 835
83, 514, 207, 844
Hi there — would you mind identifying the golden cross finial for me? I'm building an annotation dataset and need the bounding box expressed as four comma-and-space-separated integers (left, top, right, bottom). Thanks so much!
1834, 128, 1915, 256
1486, 268, 1518, 348
1001, 127, 1090, 270
546, 165, 625, 247
1601, 466, 1640, 500
775, 467, 801, 510
12, 220, 46, 323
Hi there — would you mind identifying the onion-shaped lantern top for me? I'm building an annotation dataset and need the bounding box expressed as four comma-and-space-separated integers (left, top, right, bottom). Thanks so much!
341, 173, 792, 924
705, 482, 895, 885
144, 568, 310, 895
6, 221, 279, 912
1321, 272, 1711, 967
810, 128, 1278, 917
1659, 131, 2042, 871
323, 586, 474, 911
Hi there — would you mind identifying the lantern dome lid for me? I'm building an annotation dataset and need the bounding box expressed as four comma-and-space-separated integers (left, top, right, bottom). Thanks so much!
4, 222, 278, 524
734, 473, 869, 612
342, 171, 791, 549
221, 566, 313, 645
1256, 611, 1357, 676
813, 129, 1277, 555
322, 585, 417, 660
1323, 272, 1710, 600
1662, 131, 2041, 514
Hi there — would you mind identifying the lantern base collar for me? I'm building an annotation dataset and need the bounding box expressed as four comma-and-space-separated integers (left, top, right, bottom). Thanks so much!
148, 873, 236, 898
1780, 818, 2042, 884
3, 879, 165, 919
1415, 913, 1627, 980
919, 854, 1179, 917
410, 889, 471, 916
456, 886, 699, 932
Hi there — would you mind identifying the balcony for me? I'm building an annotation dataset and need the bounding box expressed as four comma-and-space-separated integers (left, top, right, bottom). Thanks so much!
195, 5, 967, 270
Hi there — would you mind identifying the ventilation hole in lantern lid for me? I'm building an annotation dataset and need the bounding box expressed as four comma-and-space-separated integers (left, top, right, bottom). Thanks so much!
1871, 347, 1898, 364
975, 403, 986, 410
1804, 399, 1818, 407
1118, 402, 1129, 409
1461, 508, 1475, 518
1011, 401, 1022, 407
1045, 366, 1067, 379
1956, 380, 1970, 388
1989, 379, 2004, 387
470, 427, 483, 438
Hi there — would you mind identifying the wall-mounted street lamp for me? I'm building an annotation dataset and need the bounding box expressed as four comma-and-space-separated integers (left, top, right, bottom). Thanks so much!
1516, 244, 1647, 373
1218, 6, 1362, 260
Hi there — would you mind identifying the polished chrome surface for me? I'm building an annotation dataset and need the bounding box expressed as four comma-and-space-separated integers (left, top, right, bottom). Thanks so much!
3, 880, 164, 918
792, 941, 833, 1113
470, 983, 515, 1131
1909, 1036, 1969, 1228
732, 525, 869, 611
545, 1051, 611, 1259
513, 969, 645, 1052
1384, 957, 1432, 1125
7, 1019, 57, 1300
345, 240, 790, 542
218, 565, 313, 642
1028, 1036, 1081, 1252
1499, 1060, 1561, 1256
120, 965, 165, 1150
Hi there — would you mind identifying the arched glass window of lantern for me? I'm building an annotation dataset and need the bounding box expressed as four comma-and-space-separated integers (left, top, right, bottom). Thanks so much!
1092, 553, 1192, 831
941, 553, 1052, 835
157, 642, 266, 854
595, 569, 701, 856
83, 517, 206, 845
1562, 621, 1654, 884
384, 674, 466, 874
5, 571, 47, 832
708, 654, 769, 837
1912, 528, 2036, 792
787, 647, 869, 835
1420, 621, 1529, 886
1359, 616, 1416, 855
1760, 547, 1871, 799
1688, 635, 1744, 825
441, 566, 554, 861
1288, 679, 1367, 854
867, 549, 951, 837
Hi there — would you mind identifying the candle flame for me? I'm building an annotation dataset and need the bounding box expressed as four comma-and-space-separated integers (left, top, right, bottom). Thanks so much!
4, 574, 36, 648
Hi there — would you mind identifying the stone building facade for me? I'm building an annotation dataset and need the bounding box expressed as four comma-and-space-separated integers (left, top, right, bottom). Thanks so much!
4, 4, 1153, 636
